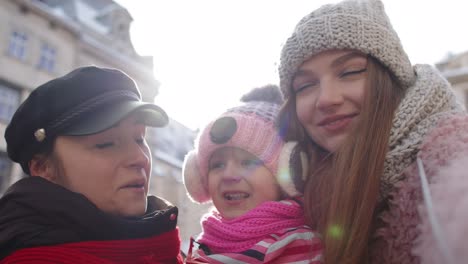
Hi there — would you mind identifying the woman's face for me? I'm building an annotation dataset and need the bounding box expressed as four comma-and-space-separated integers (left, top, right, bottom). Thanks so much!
207, 147, 281, 220
49, 112, 151, 217
292, 50, 368, 152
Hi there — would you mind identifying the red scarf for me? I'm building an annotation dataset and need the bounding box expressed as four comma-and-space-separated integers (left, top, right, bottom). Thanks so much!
1, 228, 183, 264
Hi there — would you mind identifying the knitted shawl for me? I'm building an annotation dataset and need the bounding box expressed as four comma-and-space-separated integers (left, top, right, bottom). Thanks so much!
370, 114, 468, 263
381, 64, 463, 200
197, 199, 305, 253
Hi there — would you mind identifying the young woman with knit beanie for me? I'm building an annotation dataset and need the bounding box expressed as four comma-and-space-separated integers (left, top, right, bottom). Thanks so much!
278, 0, 468, 263
182, 85, 323, 263
0, 66, 183, 263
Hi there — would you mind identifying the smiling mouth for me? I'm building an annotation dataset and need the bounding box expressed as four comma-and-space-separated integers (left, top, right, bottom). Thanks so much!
319, 114, 357, 125
318, 114, 358, 132
327, 119, 345, 125
224, 192, 250, 201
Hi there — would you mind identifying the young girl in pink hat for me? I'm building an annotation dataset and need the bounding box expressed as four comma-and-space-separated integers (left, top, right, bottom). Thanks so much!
182, 85, 323, 263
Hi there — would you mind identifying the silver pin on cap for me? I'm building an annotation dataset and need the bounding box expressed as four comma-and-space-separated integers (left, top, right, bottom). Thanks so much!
34, 128, 46, 142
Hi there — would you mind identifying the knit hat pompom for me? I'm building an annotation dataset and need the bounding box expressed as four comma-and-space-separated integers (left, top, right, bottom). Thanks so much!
240, 84, 283, 105
279, 0, 416, 99
182, 85, 306, 203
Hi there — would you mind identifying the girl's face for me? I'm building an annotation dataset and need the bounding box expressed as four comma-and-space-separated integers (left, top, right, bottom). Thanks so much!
44, 112, 151, 217
207, 147, 281, 220
292, 50, 368, 152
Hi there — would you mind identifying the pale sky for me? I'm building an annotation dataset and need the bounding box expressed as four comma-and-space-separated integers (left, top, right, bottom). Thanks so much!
114, 0, 468, 130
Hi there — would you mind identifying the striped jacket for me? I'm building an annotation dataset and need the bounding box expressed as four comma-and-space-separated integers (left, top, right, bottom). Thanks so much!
186, 225, 323, 264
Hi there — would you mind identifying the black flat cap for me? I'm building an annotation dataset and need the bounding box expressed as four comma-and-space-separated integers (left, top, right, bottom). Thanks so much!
5, 66, 168, 174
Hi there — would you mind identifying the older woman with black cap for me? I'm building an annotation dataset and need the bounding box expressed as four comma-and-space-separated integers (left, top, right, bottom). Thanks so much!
278, 0, 468, 263
0, 66, 183, 263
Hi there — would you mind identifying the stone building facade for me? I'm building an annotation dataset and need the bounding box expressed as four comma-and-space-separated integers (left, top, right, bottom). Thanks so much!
0, 0, 209, 253
147, 119, 212, 252
436, 51, 468, 110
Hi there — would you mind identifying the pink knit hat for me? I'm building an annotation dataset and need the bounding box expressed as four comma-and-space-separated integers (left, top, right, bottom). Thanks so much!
183, 85, 308, 203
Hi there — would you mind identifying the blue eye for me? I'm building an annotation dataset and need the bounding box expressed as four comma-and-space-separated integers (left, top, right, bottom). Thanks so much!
95, 142, 114, 149
242, 159, 262, 168
340, 68, 367, 78
209, 161, 225, 170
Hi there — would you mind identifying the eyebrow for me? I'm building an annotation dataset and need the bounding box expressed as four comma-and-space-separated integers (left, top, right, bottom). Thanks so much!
330, 51, 367, 68
293, 51, 367, 80
294, 69, 310, 78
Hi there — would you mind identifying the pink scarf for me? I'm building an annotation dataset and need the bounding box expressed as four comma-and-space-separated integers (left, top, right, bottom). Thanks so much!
197, 199, 305, 253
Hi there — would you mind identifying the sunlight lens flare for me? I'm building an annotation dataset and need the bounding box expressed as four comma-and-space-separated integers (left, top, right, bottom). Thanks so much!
277, 167, 291, 186
328, 224, 344, 240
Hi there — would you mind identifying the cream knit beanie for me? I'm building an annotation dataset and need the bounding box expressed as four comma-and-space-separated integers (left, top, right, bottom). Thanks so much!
279, 0, 416, 98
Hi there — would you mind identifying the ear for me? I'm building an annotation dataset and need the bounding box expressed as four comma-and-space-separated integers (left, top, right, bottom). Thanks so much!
182, 151, 211, 203
277, 141, 309, 197
29, 155, 56, 182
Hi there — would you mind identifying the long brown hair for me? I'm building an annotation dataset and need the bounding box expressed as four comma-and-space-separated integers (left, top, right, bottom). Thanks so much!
278, 56, 405, 263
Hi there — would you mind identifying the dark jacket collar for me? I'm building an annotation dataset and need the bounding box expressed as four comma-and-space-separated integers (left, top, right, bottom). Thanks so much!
0, 177, 178, 259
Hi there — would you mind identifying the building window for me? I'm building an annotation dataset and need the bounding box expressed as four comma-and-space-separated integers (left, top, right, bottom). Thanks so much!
0, 84, 20, 123
8, 31, 28, 60
0, 153, 12, 191
37, 43, 56, 72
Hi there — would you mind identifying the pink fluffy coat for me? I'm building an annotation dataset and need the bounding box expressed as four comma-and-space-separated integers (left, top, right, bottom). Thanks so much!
370, 114, 468, 263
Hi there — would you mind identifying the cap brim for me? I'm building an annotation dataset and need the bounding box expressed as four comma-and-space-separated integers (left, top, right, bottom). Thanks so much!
62, 101, 169, 136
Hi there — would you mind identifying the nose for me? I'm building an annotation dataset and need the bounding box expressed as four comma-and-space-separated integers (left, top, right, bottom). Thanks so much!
220, 162, 242, 183
126, 140, 151, 171
316, 79, 344, 111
